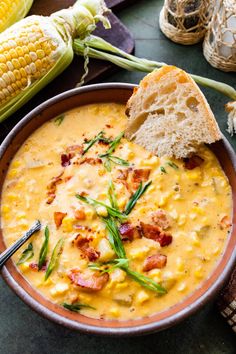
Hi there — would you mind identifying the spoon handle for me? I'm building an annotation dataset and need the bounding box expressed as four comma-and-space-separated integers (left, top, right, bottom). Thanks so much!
0, 220, 41, 269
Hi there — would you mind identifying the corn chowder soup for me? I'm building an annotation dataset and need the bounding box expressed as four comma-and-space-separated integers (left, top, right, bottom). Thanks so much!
1, 103, 232, 320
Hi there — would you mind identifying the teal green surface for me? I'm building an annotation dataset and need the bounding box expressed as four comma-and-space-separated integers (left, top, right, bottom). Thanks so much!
0, 1, 235, 353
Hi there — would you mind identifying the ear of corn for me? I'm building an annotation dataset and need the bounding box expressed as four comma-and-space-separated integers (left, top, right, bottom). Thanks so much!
0, 0, 110, 122
0, 0, 34, 33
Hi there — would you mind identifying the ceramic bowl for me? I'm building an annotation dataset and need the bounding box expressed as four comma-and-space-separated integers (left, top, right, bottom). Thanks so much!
0, 83, 235, 336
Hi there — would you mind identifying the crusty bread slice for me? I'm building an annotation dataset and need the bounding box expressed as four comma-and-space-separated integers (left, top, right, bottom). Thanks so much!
125, 66, 221, 158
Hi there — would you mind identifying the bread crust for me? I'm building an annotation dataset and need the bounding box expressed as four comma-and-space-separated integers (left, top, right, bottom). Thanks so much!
125, 66, 221, 158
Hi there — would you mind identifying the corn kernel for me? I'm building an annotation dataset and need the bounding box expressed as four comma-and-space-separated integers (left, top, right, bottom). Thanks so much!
189, 213, 197, 220
169, 209, 178, 220
11, 160, 21, 168
84, 207, 95, 220
185, 169, 202, 180
136, 290, 150, 304
158, 195, 167, 207
129, 246, 149, 260
18, 261, 30, 272
142, 156, 159, 167
177, 282, 187, 292
192, 206, 205, 215
6, 193, 18, 201
176, 257, 185, 272
96, 206, 108, 217
191, 232, 200, 247
1, 205, 10, 213
178, 214, 186, 226
109, 307, 120, 318
61, 216, 74, 232
98, 168, 106, 176
115, 282, 128, 290
117, 197, 127, 210
194, 266, 203, 279
8, 169, 18, 178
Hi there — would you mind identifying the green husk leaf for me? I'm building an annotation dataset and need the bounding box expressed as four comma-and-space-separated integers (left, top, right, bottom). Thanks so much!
38, 226, 50, 270
17, 242, 34, 265
124, 181, 152, 215
62, 302, 95, 312
45, 238, 64, 280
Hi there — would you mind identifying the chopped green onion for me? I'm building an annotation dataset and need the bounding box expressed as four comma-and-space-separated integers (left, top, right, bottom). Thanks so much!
108, 155, 129, 167
102, 217, 126, 259
124, 180, 152, 215
82, 131, 106, 155
62, 302, 95, 312
76, 194, 126, 220
54, 114, 64, 126
160, 166, 167, 174
38, 226, 49, 270
166, 161, 179, 170
108, 180, 119, 210
17, 242, 34, 265
125, 267, 166, 294
100, 131, 124, 157
45, 238, 64, 281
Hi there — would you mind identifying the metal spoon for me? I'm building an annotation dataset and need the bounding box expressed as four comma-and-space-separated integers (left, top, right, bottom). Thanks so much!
0, 220, 41, 269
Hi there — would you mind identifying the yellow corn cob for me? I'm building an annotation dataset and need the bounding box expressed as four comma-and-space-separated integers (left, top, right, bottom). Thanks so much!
0, 0, 110, 122
0, 0, 34, 33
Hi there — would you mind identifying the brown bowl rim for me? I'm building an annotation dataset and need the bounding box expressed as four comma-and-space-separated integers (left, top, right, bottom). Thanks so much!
0, 83, 235, 336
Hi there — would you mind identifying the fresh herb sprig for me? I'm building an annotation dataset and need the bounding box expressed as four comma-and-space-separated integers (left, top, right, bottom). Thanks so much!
89, 258, 129, 273
99, 131, 129, 171
108, 180, 119, 210
17, 242, 34, 265
76, 194, 126, 220
82, 131, 110, 155
45, 238, 64, 281
38, 226, 49, 270
62, 302, 95, 312
124, 181, 152, 215
54, 114, 64, 126
102, 217, 126, 258
166, 161, 179, 170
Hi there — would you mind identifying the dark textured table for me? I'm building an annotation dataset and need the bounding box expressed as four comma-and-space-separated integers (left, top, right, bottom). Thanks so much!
0, 1, 235, 353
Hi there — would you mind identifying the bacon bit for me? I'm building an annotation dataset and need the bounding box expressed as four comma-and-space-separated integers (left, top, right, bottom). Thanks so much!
152, 209, 170, 230
54, 212, 67, 228
46, 171, 64, 204
66, 145, 83, 157
119, 223, 135, 241
64, 176, 72, 183
117, 169, 129, 181
105, 124, 112, 128
79, 157, 102, 165
74, 208, 86, 221
74, 235, 100, 262
61, 153, 72, 167
132, 169, 151, 184
219, 215, 231, 230
143, 254, 167, 272
183, 155, 204, 170
68, 269, 109, 291
140, 222, 173, 247
29, 262, 47, 272
98, 140, 110, 146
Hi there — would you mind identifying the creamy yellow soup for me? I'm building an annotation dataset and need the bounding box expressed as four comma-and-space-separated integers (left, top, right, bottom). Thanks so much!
1, 103, 232, 320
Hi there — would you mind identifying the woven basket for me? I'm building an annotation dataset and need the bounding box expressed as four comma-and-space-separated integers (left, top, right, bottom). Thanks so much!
159, 0, 213, 45
203, 0, 236, 72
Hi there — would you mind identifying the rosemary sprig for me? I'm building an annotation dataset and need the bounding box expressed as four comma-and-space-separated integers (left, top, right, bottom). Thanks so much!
108, 180, 119, 210
54, 114, 64, 126
102, 217, 126, 258
124, 181, 152, 215
17, 242, 34, 265
62, 302, 95, 312
76, 194, 126, 220
38, 226, 49, 270
166, 161, 179, 170
45, 238, 64, 281
125, 267, 166, 294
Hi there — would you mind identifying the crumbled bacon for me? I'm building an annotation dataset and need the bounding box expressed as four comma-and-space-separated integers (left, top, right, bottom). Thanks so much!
152, 209, 170, 230
74, 235, 100, 262
119, 223, 135, 241
46, 171, 64, 204
74, 208, 86, 221
117, 169, 129, 181
61, 153, 72, 167
68, 269, 109, 291
132, 169, 151, 184
29, 262, 47, 272
183, 155, 204, 170
79, 157, 102, 165
219, 215, 231, 230
140, 222, 173, 247
143, 254, 167, 272
66, 145, 83, 156
54, 212, 67, 228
